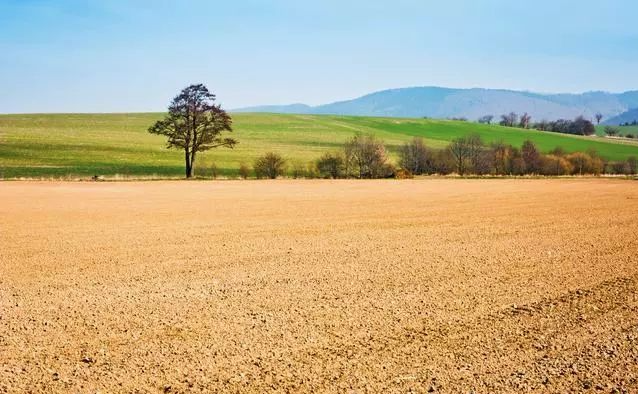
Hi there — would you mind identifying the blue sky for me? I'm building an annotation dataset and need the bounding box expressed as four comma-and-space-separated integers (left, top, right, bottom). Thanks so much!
1, 0, 637, 113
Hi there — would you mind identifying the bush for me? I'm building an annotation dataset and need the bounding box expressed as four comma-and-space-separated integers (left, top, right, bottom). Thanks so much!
316, 152, 345, 179
430, 149, 455, 175
254, 152, 286, 179
604, 126, 620, 136
238, 162, 250, 179
540, 154, 573, 176
209, 161, 219, 179
305, 161, 319, 179
628, 156, 637, 175
626, 133, 635, 139
609, 161, 630, 175
394, 168, 414, 179
289, 160, 306, 179
566, 152, 595, 175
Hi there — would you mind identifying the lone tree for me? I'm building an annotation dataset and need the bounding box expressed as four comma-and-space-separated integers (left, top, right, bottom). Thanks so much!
519, 113, 532, 129
595, 112, 603, 125
149, 84, 236, 178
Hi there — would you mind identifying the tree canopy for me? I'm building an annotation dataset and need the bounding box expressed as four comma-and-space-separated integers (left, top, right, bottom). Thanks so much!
149, 84, 236, 178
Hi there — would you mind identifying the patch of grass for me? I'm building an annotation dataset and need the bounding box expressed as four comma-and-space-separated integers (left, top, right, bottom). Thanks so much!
595, 124, 638, 137
1, 113, 638, 178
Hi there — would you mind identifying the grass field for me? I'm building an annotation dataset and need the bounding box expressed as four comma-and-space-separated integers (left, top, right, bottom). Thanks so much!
2, 180, 637, 392
2, 113, 638, 178
596, 124, 638, 137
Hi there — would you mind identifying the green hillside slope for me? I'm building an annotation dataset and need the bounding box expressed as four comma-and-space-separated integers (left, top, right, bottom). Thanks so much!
1, 113, 637, 178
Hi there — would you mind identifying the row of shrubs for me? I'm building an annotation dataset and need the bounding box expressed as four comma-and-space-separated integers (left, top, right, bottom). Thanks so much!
400, 134, 637, 176
604, 126, 635, 139
207, 133, 637, 179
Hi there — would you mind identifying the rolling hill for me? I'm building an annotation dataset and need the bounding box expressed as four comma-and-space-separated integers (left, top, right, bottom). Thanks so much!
235, 87, 638, 122
604, 108, 638, 125
1, 112, 637, 179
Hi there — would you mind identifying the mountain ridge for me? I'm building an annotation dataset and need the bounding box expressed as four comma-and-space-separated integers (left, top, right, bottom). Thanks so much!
233, 86, 638, 123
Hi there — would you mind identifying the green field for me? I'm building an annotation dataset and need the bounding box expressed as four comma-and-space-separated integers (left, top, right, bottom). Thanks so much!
1, 113, 638, 178
595, 124, 638, 137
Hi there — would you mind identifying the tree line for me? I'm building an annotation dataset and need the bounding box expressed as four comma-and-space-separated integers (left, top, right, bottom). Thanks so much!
149, 85, 637, 179
239, 134, 637, 179
480, 112, 598, 136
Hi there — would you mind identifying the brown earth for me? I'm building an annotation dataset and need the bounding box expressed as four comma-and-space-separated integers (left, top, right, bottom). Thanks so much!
1, 179, 637, 393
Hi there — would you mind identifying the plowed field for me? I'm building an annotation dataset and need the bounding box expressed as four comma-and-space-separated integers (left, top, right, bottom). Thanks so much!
1, 179, 637, 393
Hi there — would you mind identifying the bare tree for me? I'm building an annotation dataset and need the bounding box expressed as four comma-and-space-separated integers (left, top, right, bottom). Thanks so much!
148, 84, 236, 178
499, 112, 518, 127
490, 141, 512, 175
519, 113, 532, 129
449, 136, 472, 175
344, 134, 391, 178
465, 134, 485, 173
399, 137, 432, 175
595, 112, 603, 125
521, 140, 541, 174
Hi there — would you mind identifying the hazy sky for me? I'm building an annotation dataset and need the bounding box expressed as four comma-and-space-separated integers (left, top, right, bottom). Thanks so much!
1, 0, 637, 113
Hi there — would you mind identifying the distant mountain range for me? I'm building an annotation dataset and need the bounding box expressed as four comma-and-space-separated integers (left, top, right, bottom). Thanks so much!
234, 87, 638, 124
605, 108, 638, 125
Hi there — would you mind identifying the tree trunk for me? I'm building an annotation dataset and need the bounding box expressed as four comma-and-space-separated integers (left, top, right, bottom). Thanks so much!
185, 148, 192, 178
190, 151, 197, 178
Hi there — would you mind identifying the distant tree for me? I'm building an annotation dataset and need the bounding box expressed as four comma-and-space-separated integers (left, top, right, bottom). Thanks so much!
534, 120, 550, 131
521, 140, 541, 174
148, 84, 236, 178
508, 147, 526, 175
595, 112, 603, 125
316, 152, 345, 179
540, 154, 573, 176
566, 152, 593, 175
399, 137, 432, 175
499, 112, 518, 127
449, 137, 473, 175
254, 152, 286, 179
519, 113, 532, 129
478, 115, 494, 125
344, 134, 392, 178
466, 134, 486, 173
609, 161, 630, 175
490, 141, 512, 175
569, 116, 596, 136
604, 126, 620, 136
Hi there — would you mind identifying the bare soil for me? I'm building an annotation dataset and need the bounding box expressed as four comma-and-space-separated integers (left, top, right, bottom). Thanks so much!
1, 179, 637, 393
